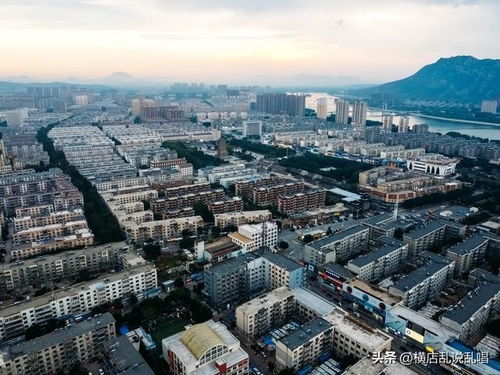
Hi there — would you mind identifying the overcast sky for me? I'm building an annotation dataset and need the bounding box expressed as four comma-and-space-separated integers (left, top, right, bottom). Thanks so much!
1, 0, 498, 84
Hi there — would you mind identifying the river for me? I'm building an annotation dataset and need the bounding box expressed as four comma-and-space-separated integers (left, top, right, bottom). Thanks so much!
305, 93, 500, 141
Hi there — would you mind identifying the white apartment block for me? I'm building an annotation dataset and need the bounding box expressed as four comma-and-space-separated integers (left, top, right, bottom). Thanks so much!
214, 210, 272, 228
13, 208, 85, 231
95, 177, 150, 192
102, 189, 158, 205
379, 148, 426, 160
446, 234, 488, 277
229, 222, 278, 252
0, 264, 157, 341
236, 287, 295, 338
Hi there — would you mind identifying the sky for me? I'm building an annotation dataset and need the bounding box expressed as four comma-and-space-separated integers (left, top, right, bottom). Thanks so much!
1, 0, 499, 85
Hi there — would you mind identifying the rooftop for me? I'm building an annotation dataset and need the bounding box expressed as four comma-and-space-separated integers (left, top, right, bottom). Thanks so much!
349, 240, 407, 268
292, 287, 337, 316
262, 252, 302, 272
343, 357, 420, 375
279, 317, 332, 350
4, 313, 115, 357
404, 220, 447, 239
104, 336, 155, 375
237, 287, 294, 315
446, 234, 488, 256
206, 253, 259, 275
391, 252, 453, 292
362, 212, 394, 226
308, 225, 367, 251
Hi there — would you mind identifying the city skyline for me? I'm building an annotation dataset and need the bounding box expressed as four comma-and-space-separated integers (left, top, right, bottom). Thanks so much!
1, 0, 499, 84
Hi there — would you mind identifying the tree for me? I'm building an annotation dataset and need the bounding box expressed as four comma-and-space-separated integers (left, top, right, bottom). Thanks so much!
179, 237, 195, 249
277, 368, 295, 375
278, 241, 289, 250
193, 202, 214, 223
394, 227, 404, 240
143, 243, 161, 260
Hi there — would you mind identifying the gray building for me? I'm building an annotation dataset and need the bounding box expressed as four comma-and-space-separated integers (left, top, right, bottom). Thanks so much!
446, 234, 488, 278
304, 225, 369, 266
102, 336, 155, 375
388, 252, 454, 309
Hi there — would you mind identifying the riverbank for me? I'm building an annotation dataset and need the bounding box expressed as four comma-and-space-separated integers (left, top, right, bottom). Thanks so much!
409, 113, 500, 127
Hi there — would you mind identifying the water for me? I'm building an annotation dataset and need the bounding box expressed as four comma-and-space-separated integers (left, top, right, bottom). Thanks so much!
305, 92, 500, 141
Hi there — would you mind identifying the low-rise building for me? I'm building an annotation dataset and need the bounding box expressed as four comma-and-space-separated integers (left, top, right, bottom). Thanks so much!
208, 197, 244, 214
406, 153, 459, 177
162, 320, 249, 375
388, 252, 454, 309
343, 357, 421, 375
229, 222, 278, 252
304, 225, 369, 266
403, 220, 448, 259
124, 216, 204, 244
0, 313, 116, 375
277, 189, 326, 215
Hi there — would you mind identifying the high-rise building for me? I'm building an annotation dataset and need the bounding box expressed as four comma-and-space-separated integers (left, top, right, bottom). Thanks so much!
316, 97, 328, 120
74, 95, 89, 106
242, 120, 262, 137
398, 116, 409, 133
382, 115, 393, 131
364, 127, 381, 143
255, 93, 305, 117
5, 109, 28, 126
352, 101, 367, 127
481, 100, 498, 114
335, 99, 349, 125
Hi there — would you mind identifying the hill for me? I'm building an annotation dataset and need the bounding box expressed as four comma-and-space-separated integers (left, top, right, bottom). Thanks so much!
357, 56, 500, 104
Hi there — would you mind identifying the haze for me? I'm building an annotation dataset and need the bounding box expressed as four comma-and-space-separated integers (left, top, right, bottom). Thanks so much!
1, 0, 499, 84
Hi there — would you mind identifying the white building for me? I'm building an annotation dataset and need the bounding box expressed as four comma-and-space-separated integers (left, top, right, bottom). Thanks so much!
5, 109, 28, 126
481, 100, 498, 114
74, 95, 89, 106
242, 121, 262, 137
162, 320, 249, 375
352, 101, 367, 127
316, 97, 328, 120
406, 154, 459, 177
229, 222, 278, 252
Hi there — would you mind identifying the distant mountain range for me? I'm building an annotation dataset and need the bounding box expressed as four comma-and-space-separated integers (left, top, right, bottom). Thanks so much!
355, 56, 500, 104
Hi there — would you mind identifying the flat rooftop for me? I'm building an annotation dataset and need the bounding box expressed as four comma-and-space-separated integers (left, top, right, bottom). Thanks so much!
262, 252, 302, 272
292, 287, 337, 316
279, 317, 332, 350
103, 336, 155, 375
446, 234, 488, 255
349, 240, 406, 268
237, 287, 294, 314
308, 225, 367, 251
347, 278, 401, 305
404, 220, 446, 239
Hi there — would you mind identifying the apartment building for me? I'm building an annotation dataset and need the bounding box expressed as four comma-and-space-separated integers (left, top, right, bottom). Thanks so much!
162, 320, 249, 375
324, 309, 392, 360
304, 225, 369, 266
234, 175, 282, 199
0, 242, 128, 291
102, 189, 159, 206
124, 216, 203, 244
379, 148, 426, 160
11, 229, 95, 260
343, 357, 420, 375
214, 210, 272, 228
208, 197, 244, 214
262, 252, 305, 290
13, 208, 85, 231
151, 189, 224, 212
236, 286, 295, 338
388, 252, 455, 309
161, 207, 196, 219
229, 222, 278, 252
102, 336, 155, 375
446, 234, 489, 277
0, 313, 116, 375
362, 213, 396, 240
203, 251, 303, 309
347, 238, 408, 282
275, 317, 333, 370
277, 189, 326, 215
0, 264, 157, 341
12, 219, 90, 244
94, 176, 150, 192
252, 181, 305, 207
440, 270, 500, 341
403, 220, 462, 258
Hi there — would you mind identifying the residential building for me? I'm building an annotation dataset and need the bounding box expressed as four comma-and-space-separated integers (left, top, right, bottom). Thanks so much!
362, 213, 396, 240
162, 320, 249, 375
208, 197, 244, 214
236, 287, 295, 338
398, 116, 409, 133
446, 234, 488, 277
352, 101, 367, 127
403, 220, 448, 258
388, 252, 455, 309
0, 242, 128, 291
214, 210, 272, 228
481, 100, 498, 114
317, 263, 355, 294
335, 99, 349, 125
229, 222, 278, 252
343, 357, 420, 375
304, 225, 369, 266
347, 238, 408, 282
255, 93, 305, 117
242, 121, 262, 137
0, 264, 157, 341
324, 309, 392, 360
382, 115, 393, 131
252, 181, 305, 207
124, 216, 204, 244
277, 189, 326, 215
0, 313, 116, 375
151, 189, 224, 213
316, 97, 328, 120
102, 336, 155, 375
440, 270, 500, 341
275, 317, 333, 370
262, 252, 305, 290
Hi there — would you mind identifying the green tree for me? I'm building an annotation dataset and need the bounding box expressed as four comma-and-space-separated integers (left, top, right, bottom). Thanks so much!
143, 243, 161, 260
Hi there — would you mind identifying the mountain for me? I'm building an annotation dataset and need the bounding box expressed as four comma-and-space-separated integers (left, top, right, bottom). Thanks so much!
356, 56, 500, 104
